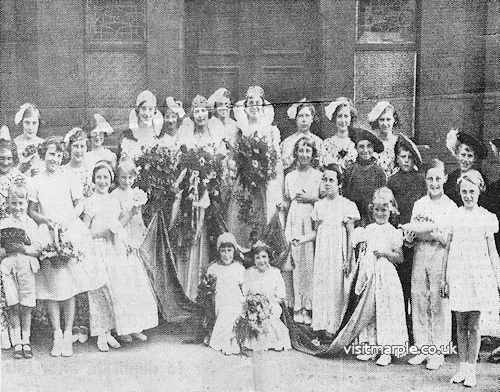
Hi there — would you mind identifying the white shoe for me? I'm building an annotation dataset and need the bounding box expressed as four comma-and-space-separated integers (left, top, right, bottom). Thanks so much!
450, 362, 467, 384
293, 312, 304, 323
408, 353, 428, 365
356, 353, 376, 361
106, 332, 121, 349
376, 354, 392, 366
97, 334, 109, 352
425, 354, 444, 370
51, 330, 64, 357
78, 326, 89, 344
463, 363, 477, 388
131, 332, 147, 342
61, 331, 73, 357
302, 312, 312, 325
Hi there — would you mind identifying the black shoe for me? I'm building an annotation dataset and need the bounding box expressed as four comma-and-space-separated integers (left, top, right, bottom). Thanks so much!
22, 344, 33, 359
13, 344, 23, 359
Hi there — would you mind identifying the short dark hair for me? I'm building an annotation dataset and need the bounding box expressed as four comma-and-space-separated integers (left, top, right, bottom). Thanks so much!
293, 136, 318, 160
38, 136, 64, 159
322, 163, 343, 187
0, 139, 19, 166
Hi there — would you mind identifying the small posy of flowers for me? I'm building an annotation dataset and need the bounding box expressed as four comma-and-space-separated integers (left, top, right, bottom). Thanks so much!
413, 214, 435, 224
21, 144, 38, 162
233, 293, 272, 347
132, 188, 148, 207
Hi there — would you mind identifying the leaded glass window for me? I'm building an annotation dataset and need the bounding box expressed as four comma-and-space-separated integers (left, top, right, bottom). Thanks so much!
357, 0, 416, 44
85, 0, 146, 43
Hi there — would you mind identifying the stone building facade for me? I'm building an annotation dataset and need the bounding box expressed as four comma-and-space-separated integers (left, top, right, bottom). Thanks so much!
1, 0, 499, 175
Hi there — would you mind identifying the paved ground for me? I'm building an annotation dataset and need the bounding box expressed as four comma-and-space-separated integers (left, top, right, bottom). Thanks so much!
2, 322, 499, 392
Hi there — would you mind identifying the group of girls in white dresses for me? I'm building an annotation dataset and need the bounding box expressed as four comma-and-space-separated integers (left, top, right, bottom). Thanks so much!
1, 88, 499, 389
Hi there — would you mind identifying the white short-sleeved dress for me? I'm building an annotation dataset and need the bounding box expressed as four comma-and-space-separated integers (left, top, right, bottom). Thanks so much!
447, 206, 500, 336
30, 169, 105, 301
242, 266, 291, 351
207, 261, 245, 355
355, 222, 408, 347
311, 196, 360, 334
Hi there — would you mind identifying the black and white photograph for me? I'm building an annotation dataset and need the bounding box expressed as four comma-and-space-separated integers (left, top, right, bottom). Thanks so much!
1, 0, 500, 391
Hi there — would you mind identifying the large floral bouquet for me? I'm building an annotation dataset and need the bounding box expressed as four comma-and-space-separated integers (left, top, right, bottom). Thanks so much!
233, 293, 272, 347
172, 145, 226, 253
136, 144, 181, 222
195, 273, 217, 338
39, 225, 82, 269
232, 131, 278, 226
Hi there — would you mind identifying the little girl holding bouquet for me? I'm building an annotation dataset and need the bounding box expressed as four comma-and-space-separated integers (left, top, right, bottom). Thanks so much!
236, 242, 291, 355
110, 159, 158, 342
204, 232, 245, 355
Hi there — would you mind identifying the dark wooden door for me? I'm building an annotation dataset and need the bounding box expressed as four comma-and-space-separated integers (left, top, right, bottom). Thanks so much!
185, 0, 322, 139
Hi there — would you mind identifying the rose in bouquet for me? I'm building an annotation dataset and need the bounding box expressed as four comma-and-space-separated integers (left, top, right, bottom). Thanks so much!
231, 131, 278, 226
233, 293, 271, 347
39, 225, 82, 269
20, 144, 38, 164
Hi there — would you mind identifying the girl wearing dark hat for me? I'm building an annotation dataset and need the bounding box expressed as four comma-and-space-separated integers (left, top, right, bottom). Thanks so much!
443, 129, 488, 207
343, 129, 387, 227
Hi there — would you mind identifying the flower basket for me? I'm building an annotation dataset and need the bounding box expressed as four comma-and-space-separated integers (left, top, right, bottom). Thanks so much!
39, 225, 80, 269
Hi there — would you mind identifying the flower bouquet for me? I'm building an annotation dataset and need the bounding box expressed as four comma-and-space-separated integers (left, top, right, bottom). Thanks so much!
195, 273, 217, 338
39, 225, 82, 269
233, 293, 271, 347
231, 131, 278, 226
20, 144, 38, 164
400, 214, 436, 234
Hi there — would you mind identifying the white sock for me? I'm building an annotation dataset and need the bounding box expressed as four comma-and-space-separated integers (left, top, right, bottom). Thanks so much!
11, 327, 22, 346
21, 330, 30, 345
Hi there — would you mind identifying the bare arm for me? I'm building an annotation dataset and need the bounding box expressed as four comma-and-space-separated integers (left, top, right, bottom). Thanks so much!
291, 221, 318, 246
28, 200, 55, 229
486, 235, 500, 290
439, 233, 452, 297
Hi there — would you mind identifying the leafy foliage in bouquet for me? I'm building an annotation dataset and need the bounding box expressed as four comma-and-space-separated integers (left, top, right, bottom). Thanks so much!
136, 144, 181, 218
172, 145, 226, 253
231, 131, 278, 226
233, 293, 272, 347
195, 273, 217, 338
39, 226, 82, 269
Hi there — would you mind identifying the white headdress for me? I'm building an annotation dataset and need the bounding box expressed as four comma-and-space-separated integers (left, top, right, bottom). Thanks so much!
165, 97, 185, 118
92, 114, 114, 135
233, 86, 275, 131
129, 90, 163, 137
14, 103, 38, 125
367, 101, 394, 123
64, 127, 84, 144
287, 98, 307, 119
0, 126, 11, 141
207, 88, 230, 108
324, 97, 352, 121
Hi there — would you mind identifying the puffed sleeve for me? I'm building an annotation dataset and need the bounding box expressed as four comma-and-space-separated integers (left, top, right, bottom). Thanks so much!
343, 198, 360, 223
484, 210, 499, 237
390, 227, 404, 250
351, 226, 366, 247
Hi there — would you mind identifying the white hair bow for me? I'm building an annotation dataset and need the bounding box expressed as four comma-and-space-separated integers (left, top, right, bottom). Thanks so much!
324, 98, 351, 121
0, 126, 11, 141
93, 114, 114, 135
165, 97, 185, 118
64, 127, 83, 143
14, 103, 32, 125
367, 101, 393, 123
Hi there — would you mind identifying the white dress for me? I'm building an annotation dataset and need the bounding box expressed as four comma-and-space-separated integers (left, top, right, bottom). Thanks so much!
354, 222, 408, 347
207, 262, 245, 355
284, 167, 322, 311
311, 196, 360, 333
30, 169, 105, 300
242, 266, 291, 351
447, 207, 500, 336
110, 187, 158, 335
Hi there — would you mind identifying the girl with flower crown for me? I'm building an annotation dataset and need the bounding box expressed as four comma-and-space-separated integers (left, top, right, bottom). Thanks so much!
13, 103, 44, 176
110, 159, 158, 342
228, 86, 284, 249
319, 97, 358, 171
